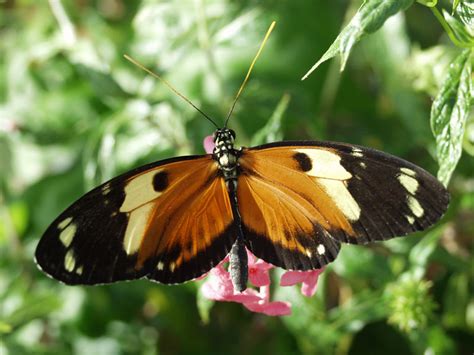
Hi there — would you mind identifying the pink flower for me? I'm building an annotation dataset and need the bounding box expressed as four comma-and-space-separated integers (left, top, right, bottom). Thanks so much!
280, 269, 324, 297
199, 135, 324, 316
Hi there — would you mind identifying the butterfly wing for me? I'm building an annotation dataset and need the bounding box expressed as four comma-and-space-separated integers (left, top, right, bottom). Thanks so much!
35, 155, 236, 285
237, 141, 449, 270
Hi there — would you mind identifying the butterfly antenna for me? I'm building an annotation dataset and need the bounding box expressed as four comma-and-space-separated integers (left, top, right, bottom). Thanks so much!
224, 21, 276, 128
124, 54, 219, 129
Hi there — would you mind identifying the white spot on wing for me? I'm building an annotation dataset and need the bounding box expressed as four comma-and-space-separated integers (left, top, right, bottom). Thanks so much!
408, 196, 424, 218
295, 149, 352, 180
64, 250, 76, 272
406, 215, 415, 224
305, 249, 312, 257
317, 178, 361, 221
398, 174, 419, 195
123, 203, 155, 255
317, 244, 326, 255
157, 262, 164, 270
59, 223, 77, 248
120, 169, 164, 212
102, 183, 111, 195
360, 162, 367, 169
170, 262, 176, 272
58, 217, 72, 230
401, 167, 416, 176
351, 148, 363, 158
76, 266, 83, 275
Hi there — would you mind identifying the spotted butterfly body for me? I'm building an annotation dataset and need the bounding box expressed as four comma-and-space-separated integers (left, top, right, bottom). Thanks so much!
35, 128, 449, 291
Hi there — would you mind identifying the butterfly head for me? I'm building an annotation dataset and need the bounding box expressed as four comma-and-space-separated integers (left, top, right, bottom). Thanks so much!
213, 128, 236, 146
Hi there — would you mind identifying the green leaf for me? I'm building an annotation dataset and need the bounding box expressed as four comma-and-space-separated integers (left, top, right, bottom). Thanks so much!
431, 49, 473, 186
75, 63, 129, 99
452, 0, 461, 13
408, 227, 443, 279
302, 0, 414, 78
455, 1, 474, 31
442, 9, 474, 46
416, 0, 438, 7
251, 93, 290, 146
463, 113, 474, 155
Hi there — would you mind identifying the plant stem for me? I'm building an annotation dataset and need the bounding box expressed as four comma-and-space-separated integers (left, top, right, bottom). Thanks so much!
430, 6, 472, 48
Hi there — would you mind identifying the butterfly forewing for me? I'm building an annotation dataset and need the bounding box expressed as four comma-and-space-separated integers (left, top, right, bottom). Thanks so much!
237, 141, 449, 268
35, 155, 236, 285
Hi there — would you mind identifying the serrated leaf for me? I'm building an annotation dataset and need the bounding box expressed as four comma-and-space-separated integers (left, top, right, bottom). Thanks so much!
442, 9, 474, 46
431, 49, 473, 186
302, 0, 414, 79
455, 1, 474, 31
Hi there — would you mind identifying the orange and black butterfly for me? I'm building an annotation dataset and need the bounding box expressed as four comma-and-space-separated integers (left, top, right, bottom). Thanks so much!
35, 23, 449, 292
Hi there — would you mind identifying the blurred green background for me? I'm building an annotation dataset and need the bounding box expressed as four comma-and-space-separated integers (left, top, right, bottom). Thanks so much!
0, 1, 472, 354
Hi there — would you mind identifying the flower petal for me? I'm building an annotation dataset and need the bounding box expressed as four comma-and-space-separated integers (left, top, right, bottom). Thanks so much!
280, 269, 324, 297
300, 270, 323, 297
248, 260, 272, 287
243, 300, 292, 316
200, 264, 261, 303
280, 270, 308, 286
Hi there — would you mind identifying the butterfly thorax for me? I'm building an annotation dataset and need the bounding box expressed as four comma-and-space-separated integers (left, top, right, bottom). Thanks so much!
212, 128, 240, 186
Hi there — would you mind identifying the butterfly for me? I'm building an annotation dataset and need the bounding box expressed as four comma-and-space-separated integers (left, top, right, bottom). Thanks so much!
35, 23, 449, 292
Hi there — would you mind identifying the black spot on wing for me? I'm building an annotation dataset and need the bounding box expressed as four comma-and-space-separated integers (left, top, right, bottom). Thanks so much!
243, 223, 340, 271
147, 223, 237, 284
293, 152, 312, 172
153, 171, 168, 192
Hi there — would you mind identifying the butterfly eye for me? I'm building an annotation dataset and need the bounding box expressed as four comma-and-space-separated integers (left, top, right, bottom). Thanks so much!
229, 129, 236, 140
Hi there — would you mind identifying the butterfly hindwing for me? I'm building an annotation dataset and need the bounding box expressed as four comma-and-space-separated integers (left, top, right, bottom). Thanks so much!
237, 141, 449, 268
35, 155, 236, 285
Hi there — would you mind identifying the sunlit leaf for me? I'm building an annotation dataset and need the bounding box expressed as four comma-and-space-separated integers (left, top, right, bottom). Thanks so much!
452, 0, 461, 13
442, 9, 474, 46
416, 0, 438, 7
431, 49, 472, 186
455, 0, 474, 31
302, 0, 414, 78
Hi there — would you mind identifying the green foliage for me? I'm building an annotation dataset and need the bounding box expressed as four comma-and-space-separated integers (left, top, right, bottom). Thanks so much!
386, 275, 436, 332
302, 0, 414, 77
431, 49, 472, 185
0, 1, 472, 354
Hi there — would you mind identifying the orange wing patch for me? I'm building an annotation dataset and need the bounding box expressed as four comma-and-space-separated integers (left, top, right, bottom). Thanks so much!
117, 157, 236, 284
237, 148, 344, 270
239, 142, 449, 251
36, 155, 236, 286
